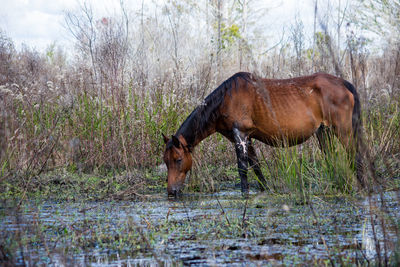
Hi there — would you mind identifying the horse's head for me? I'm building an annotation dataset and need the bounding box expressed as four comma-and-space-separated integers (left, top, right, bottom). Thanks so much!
162, 134, 192, 197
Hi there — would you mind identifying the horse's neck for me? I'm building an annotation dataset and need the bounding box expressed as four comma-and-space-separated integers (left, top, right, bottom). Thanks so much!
176, 108, 216, 149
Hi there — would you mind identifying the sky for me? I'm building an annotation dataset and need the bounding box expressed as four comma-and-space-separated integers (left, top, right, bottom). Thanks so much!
0, 0, 135, 51
0, 0, 316, 52
0, 0, 76, 50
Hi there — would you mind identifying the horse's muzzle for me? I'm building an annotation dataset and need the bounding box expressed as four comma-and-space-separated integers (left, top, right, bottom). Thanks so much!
167, 187, 182, 198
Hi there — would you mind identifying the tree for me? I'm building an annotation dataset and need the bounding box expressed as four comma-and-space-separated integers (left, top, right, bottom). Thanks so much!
351, 0, 400, 44
0, 30, 16, 84
290, 16, 305, 75
349, 0, 400, 97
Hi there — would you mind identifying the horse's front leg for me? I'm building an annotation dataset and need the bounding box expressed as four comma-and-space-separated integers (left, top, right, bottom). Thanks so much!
233, 128, 249, 193
247, 141, 267, 191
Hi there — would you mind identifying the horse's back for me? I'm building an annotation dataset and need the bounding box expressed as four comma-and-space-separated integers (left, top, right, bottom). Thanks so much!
255, 72, 354, 128
217, 72, 355, 145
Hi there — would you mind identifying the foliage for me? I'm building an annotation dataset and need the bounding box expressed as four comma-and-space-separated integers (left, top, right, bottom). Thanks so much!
350, 0, 400, 42
0, 2, 399, 266
0, 0, 399, 198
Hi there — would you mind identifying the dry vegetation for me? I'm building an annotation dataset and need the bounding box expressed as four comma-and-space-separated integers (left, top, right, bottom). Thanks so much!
0, 0, 399, 196
0, 1, 399, 265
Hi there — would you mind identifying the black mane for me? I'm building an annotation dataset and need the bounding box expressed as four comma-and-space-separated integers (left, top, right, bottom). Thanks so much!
176, 72, 252, 148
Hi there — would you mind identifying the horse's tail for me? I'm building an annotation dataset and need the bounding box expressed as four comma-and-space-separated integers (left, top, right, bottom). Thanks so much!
343, 80, 364, 186
343, 80, 361, 142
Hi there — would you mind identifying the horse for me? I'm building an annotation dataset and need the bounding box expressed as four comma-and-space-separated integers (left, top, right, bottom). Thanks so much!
162, 72, 363, 197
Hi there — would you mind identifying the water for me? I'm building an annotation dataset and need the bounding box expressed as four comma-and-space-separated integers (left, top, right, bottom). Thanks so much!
1, 191, 399, 266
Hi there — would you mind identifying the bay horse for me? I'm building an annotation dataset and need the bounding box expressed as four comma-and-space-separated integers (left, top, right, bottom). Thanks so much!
163, 72, 363, 196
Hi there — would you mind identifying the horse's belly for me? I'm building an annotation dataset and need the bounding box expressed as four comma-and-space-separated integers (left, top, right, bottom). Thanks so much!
252, 132, 313, 146
252, 118, 319, 146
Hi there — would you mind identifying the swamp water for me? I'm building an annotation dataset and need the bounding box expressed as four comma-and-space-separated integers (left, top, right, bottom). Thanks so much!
1, 191, 399, 266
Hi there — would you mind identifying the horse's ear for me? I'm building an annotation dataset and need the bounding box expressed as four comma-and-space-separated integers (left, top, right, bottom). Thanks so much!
162, 133, 169, 144
171, 135, 181, 148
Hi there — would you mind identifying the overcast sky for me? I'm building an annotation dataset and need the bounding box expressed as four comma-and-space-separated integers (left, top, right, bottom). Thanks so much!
0, 0, 74, 50
0, 0, 316, 52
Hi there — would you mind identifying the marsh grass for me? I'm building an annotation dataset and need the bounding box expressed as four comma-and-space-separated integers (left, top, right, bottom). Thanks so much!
1, 5, 399, 266
255, 137, 355, 197
187, 134, 237, 193
2, 90, 398, 199
1, 28, 399, 199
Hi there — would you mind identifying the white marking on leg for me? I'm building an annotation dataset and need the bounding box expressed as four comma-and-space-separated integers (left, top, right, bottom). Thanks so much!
237, 135, 248, 154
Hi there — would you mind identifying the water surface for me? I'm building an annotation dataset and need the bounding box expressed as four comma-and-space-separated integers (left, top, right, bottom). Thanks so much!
1, 190, 398, 266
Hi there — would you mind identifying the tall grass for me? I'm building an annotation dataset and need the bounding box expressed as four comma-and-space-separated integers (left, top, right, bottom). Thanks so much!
256, 138, 355, 196
0, 25, 399, 198
0, 12, 399, 267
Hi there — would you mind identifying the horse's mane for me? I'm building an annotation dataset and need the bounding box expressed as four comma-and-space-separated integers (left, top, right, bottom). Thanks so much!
176, 72, 253, 148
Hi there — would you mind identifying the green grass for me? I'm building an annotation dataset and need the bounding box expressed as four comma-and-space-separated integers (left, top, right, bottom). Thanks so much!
1, 75, 399, 199
256, 139, 355, 198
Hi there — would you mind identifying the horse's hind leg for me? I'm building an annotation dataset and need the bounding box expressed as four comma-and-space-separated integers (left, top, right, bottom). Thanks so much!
334, 125, 366, 187
316, 124, 334, 154
247, 140, 267, 191
233, 128, 249, 193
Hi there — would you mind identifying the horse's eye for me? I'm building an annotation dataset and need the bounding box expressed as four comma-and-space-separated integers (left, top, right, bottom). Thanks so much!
176, 159, 182, 164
